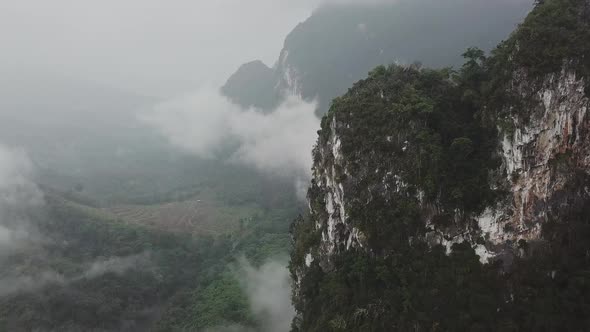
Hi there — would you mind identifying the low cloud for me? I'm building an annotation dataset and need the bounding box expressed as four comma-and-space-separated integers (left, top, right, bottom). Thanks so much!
204, 325, 257, 332
141, 89, 320, 196
237, 258, 295, 332
141, 89, 233, 158
0, 148, 154, 298
0, 144, 44, 255
209, 258, 294, 332
229, 97, 318, 179
0, 225, 34, 256
0, 145, 43, 211
0, 253, 152, 297
79, 252, 152, 280
0, 271, 65, 297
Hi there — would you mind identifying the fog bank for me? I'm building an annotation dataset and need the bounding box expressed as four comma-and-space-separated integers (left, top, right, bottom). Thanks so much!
142, 89, 320, 197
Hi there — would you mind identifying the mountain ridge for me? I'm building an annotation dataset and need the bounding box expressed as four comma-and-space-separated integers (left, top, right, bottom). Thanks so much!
222, 0, 532, 114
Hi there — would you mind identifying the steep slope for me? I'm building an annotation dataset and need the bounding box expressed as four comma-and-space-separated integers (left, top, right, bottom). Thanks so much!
482, 0, 590, 243
223, 0, 532, 114
290, 0, 590, 330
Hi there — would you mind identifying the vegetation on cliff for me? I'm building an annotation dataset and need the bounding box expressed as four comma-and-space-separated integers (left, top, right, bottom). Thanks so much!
291, 1, 590, 330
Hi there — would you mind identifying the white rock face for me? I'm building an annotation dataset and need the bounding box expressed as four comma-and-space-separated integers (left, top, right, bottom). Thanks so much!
275, 50, 303, 98
305, 252, 314, 267
435, 68, 590, 263
491, 68, 589, 243
306, 67, 590, 266
310, 116, 364, 266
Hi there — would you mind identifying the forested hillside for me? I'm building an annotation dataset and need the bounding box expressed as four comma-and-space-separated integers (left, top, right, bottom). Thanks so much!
0, 187, 295, 331
291, 0, 590, 330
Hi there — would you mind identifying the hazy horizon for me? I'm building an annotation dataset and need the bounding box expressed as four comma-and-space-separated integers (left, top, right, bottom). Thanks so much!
1, 0, 400, 98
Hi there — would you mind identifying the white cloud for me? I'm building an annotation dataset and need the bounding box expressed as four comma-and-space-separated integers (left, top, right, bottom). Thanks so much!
141, 89, 233, 158
237, 258, 295, 332
80, 252, 152, 280
142, 89, 320, 193
0, 225, 32, 255
229, 96, 318, 179
0, 271, 66, 297
0, 145, 43, 208
0, 253, 152, 297
0, 145, 44, 254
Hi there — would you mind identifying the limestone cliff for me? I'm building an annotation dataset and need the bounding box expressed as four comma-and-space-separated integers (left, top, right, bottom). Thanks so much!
290, 1, 590, 330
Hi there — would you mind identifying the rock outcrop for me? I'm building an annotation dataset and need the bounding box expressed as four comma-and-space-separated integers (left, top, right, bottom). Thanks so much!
290, 1, 590, 330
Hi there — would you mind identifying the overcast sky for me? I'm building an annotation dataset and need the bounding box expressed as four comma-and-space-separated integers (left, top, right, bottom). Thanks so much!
0, 0, 389, 97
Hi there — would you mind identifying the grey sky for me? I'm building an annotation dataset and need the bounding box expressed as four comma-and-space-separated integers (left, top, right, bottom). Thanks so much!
1, 0, 383, 97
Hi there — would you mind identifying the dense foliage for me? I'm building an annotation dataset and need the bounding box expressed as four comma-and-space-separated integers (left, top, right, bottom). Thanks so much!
295, 216, 590, 331
313, 56, 500, 252
291, 1, 590, 330
293, 171, 590, 331
492, 0, 590, 80
0, 189, 296, 331
486, 0, 590, 122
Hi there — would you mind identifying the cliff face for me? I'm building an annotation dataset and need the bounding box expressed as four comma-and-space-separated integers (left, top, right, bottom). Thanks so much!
300, 65, 590, 266
489, 67, 590, 243
296, 63, 499, 272
290, 1, 590, 330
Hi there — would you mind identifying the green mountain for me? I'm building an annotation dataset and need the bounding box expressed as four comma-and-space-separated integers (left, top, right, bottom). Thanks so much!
291, 0, 590, 330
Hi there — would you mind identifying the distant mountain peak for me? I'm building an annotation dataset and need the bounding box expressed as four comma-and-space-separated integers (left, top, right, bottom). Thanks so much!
221, 60, 278, 110
222, 0, 532, 114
